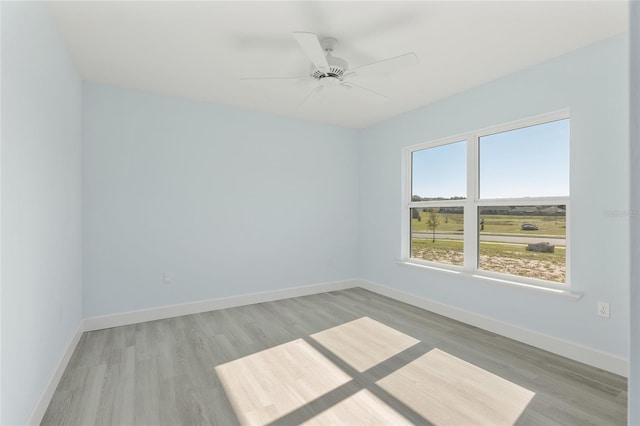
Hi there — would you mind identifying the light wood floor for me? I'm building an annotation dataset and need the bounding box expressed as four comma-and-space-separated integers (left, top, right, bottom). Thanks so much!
42, 288, 627, 425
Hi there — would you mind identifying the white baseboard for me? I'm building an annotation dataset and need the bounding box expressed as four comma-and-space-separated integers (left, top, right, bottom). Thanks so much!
83, 279, 359, 331
26, 324, 84, 426
357, 279, 628, 377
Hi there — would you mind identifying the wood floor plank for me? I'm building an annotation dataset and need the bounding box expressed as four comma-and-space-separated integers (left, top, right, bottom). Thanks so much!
42, 288, 627, 425
133, 358, 161, 426
94, 345, 134, 425
78, 363, 107, 425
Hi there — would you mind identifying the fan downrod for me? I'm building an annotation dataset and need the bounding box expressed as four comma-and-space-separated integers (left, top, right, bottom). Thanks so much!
320, 37, 338, 53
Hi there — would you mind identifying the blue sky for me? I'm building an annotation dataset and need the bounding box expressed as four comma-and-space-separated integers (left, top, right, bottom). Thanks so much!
412, 119, 569, 199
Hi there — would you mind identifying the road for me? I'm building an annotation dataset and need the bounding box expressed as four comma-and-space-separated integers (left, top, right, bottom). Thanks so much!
412, 232, 566, 246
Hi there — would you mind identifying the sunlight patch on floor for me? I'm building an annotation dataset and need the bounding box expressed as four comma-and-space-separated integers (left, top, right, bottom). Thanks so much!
311, 317, 420, 372
215, 338, 351, 425
302, 389, 412, 426
216, 320, 535, 426
376, 348, 535, 425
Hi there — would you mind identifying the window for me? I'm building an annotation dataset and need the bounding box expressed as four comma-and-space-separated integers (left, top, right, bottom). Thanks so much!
410, 141, 466, 266
406, 112, 570, 287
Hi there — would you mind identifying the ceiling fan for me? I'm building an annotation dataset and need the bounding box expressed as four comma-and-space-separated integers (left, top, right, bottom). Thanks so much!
241, 32, 418, 108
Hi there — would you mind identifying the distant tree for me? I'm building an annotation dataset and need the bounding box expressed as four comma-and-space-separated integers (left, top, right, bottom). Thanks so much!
412, 208, 421, 222
426, 208, 440, 243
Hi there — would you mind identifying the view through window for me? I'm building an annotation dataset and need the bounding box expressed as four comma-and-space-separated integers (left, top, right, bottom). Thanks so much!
408, 115, 569, 285
410, 140, 466, 266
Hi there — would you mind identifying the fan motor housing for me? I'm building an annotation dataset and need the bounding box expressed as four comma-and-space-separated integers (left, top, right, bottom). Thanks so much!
311, 55, 348, 80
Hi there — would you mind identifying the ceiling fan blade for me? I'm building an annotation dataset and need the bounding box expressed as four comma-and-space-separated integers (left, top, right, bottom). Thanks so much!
348, 52, 418, 78
292, 32, 330, 73
340, 82, 389, 104
240, 76, 309, 82
298, 86, 323, 109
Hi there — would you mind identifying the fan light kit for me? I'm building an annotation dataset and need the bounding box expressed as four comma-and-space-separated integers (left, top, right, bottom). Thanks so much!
241, 32, 418, 108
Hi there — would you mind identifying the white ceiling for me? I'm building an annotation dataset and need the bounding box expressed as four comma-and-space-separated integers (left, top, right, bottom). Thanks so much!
47, 1, 628, 129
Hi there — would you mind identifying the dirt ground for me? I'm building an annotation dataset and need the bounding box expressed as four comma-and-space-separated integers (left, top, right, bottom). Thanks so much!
412, 248, 565, 283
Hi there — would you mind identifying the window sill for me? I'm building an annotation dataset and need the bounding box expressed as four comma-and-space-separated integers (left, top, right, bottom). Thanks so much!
396, 260, 582, 300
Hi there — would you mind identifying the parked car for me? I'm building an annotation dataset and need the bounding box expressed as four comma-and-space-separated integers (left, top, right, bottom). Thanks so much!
521, 223, 539, 231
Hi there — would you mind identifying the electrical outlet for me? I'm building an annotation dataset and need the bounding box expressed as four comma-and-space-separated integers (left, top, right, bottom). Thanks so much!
163, 272, 173, 285
597, 301, 610, 318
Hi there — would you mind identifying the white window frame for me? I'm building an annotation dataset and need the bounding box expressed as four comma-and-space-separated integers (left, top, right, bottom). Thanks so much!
402, 110, 571, 292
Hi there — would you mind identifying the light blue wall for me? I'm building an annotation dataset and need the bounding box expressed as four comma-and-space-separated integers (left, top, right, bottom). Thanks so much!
1, 2, 83, 425
82, 84, 359, 317
358, 35, 629, 358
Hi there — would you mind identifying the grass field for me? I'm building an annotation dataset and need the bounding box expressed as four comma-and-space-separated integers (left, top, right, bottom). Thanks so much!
479, 214, 565, 236
411, 211, 566, 237
411, 211, 464, 234
479, 242, 565, 264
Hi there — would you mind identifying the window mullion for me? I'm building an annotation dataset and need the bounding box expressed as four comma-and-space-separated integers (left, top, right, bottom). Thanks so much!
464, 135, 478, 271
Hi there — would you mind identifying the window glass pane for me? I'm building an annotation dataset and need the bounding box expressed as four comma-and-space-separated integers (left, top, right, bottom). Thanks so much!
412, 141, 466, 201
411, 207, 464, 266
478, 205, 566, 283
479, 119, 569, 199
